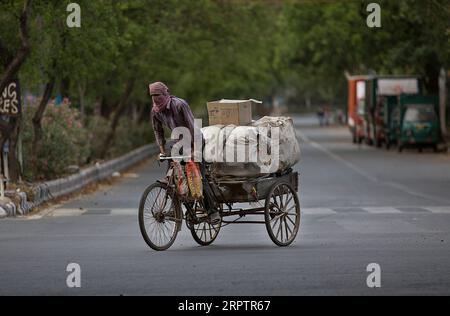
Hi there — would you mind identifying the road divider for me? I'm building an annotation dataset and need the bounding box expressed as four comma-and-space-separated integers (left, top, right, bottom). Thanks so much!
3, 143, 159, 218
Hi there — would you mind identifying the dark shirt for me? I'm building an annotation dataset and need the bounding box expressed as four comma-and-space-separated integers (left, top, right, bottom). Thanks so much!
151, 96, 195, 147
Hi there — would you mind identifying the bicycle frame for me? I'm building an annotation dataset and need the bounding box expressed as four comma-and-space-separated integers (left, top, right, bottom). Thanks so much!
159, 157, 211, 226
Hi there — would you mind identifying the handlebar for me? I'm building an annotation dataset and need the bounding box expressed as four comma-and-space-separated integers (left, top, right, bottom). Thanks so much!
159, 155, 191, 161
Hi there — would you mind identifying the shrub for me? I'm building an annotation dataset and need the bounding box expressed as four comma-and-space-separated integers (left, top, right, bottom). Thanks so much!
20, 102, 154, 181
21, 102, 89, 181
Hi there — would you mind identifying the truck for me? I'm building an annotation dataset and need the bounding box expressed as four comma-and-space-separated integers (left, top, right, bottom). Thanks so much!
395, 94, 441, 152
362, 75, 421, 147
346, 75, 368, 144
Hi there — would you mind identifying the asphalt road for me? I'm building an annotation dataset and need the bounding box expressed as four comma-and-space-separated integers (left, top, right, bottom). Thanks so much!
1, 114, 450, 295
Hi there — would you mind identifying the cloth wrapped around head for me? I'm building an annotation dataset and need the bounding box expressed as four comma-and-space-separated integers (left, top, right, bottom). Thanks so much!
149, 82, 171, 113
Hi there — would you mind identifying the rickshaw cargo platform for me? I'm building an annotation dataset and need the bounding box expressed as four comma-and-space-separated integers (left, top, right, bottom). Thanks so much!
210, 168, 299, 204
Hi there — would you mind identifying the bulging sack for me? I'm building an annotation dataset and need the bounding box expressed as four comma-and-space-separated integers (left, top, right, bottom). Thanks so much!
201, 116, 300, 177
202, 124, 224, 163
252, 116, 300, 171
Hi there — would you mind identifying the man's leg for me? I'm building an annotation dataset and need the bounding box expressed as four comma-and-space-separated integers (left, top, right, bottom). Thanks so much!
199, 160, 221, 223
199, 161, 216, 214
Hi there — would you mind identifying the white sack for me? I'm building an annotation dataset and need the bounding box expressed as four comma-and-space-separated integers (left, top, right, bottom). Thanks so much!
251, 116, 300, 171
201, 116, 300, 177
201, 125, 224, 163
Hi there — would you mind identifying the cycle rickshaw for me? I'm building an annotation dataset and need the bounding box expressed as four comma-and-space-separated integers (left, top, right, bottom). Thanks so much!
138, 156, 301, 251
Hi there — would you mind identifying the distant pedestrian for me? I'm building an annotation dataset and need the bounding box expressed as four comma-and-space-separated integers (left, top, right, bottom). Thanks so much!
317, 107, 325, 126
337, 109, 344, 125
324, 106, 331, 126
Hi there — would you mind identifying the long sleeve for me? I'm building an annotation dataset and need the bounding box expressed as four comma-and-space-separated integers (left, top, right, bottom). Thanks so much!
151, 112, 166, 146
179, 101, 196, 142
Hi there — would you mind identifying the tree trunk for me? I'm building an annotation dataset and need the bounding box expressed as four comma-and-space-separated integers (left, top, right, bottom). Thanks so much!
0, 116, 23, 182
0, 0, 32, 183
93, 97, 102, 116
131, 103, 138, 123
137, 104, 149, 124
0, 131, 6, 177
99, 79, 135, 159
0, 0, 32, 94
31, 79, 55, 177
60, 77, 70, 98
7, 117, 22, 182
100, 96, 112, 119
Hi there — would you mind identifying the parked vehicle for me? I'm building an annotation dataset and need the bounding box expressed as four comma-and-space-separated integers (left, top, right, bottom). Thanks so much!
396, 95, 441, 152
363, 76, 421, 147
346, 75, 368, 143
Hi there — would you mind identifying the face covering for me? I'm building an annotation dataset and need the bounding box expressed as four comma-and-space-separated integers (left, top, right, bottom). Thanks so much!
149, 82, 171, 113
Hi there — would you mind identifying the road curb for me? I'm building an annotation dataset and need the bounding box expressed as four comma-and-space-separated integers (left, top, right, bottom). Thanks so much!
3, 143, 159, 218
0, 207, 7, 218
0, 198, 16, 217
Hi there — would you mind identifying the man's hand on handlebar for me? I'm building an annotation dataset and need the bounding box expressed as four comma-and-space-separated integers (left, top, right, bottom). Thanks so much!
158, 153, 192, 162
159, 153, 167, 160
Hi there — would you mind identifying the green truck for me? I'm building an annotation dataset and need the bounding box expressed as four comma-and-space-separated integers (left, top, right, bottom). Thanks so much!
394, 94, 441, 152
362, 76, 422, 148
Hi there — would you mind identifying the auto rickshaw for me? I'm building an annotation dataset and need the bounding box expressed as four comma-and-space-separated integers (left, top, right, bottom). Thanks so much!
396, 95, 441, 152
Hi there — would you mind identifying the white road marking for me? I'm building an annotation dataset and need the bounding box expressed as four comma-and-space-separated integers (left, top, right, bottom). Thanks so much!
296, 129, 378, 182
302, 208, 336, 215
122, 173, 139, 178
424, 207, 450, 214
49, 208, 86, 217
110, 208, 137, 216
362, 207, 403, 214
26, 215, 43, 220
16, 206, 450, 220
383, 182, 450, 205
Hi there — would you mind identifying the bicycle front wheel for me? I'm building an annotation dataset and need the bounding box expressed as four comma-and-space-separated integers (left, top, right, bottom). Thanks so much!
138, 183, 182, 251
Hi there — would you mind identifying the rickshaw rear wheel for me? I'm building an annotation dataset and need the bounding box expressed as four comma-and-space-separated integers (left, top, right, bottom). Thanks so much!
190, 209, 221, 246
264, 182, 301, 247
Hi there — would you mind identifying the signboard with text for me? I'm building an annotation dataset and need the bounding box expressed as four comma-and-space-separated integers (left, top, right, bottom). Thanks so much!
0, 80, 21, 116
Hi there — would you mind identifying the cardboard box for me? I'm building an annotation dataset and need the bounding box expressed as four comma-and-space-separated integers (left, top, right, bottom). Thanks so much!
207, 99, 261, 126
